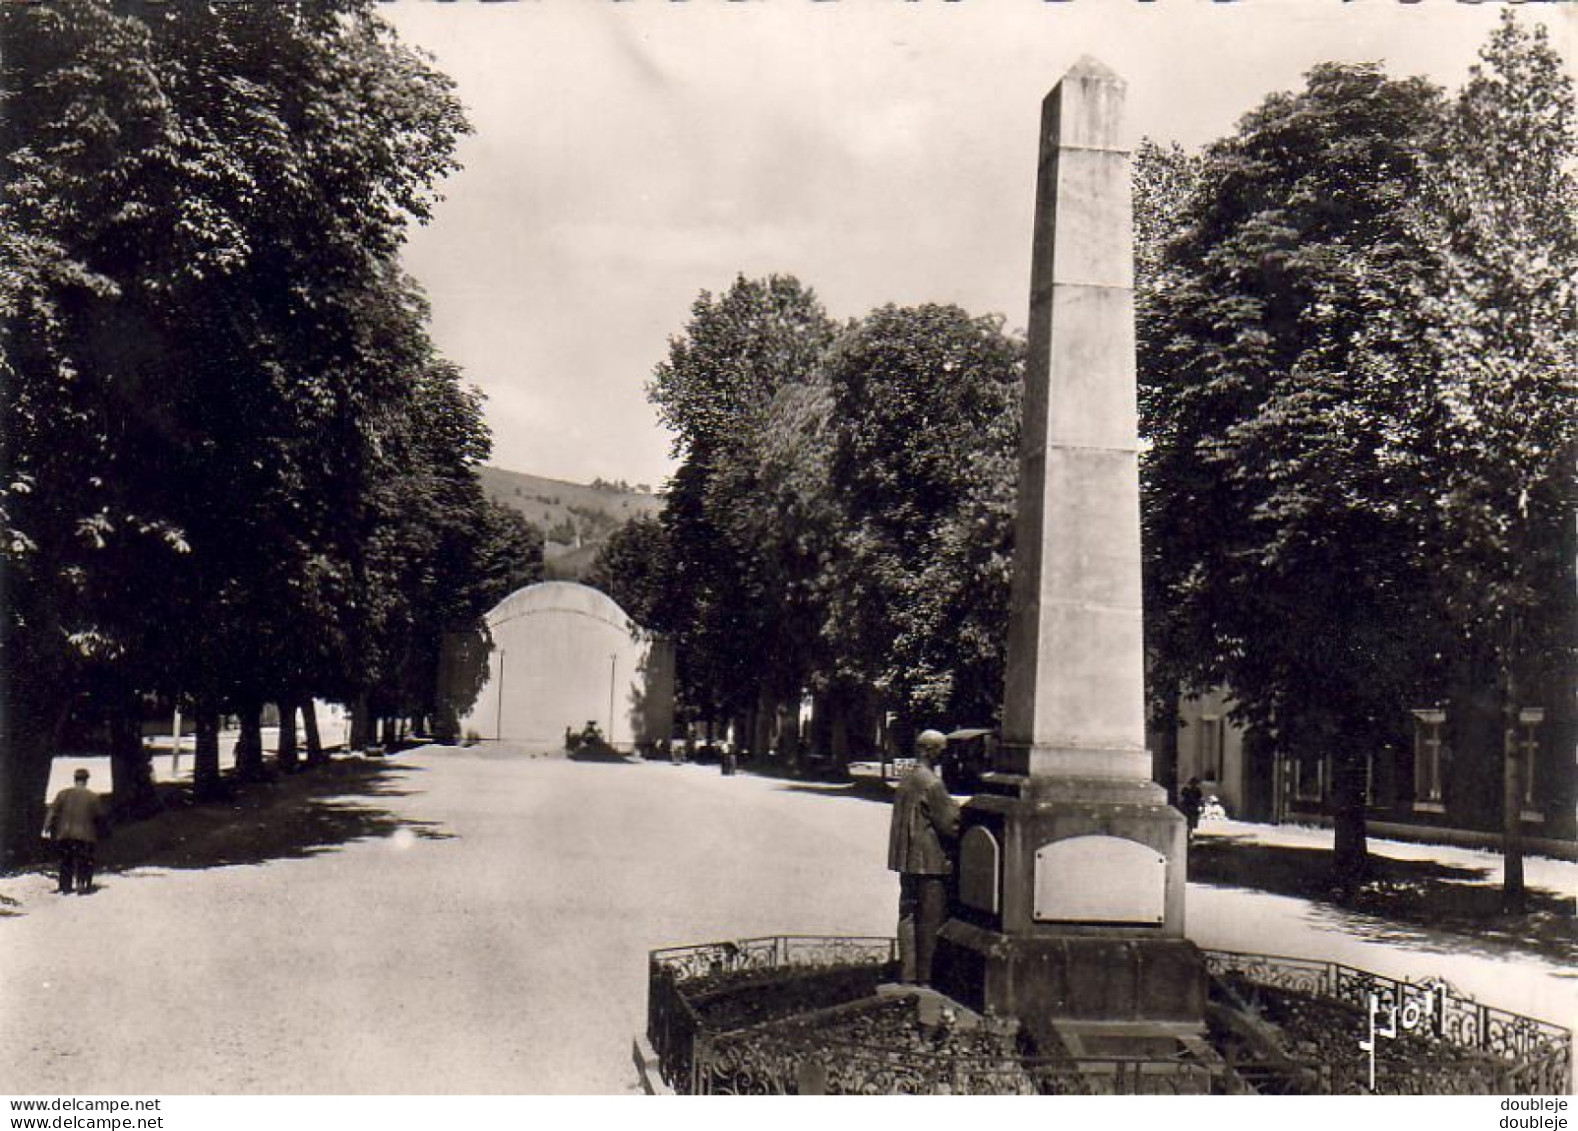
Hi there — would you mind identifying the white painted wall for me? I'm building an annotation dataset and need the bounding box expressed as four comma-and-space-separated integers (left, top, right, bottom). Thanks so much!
461, 582, 661, 752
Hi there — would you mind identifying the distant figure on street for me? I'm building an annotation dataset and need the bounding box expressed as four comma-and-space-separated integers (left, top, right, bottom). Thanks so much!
44, 768, 106, 895
1179, 776, 1204, 837
887, 729, 960, 987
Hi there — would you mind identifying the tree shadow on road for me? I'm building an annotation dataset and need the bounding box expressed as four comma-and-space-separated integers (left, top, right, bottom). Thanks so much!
79, 756, 455, 873
774, 779, 897, 805
1190, 835, 1577, 967
740, 759, 898, 804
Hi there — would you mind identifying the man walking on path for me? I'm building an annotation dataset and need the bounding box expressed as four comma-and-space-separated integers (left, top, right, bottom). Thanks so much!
44, 768, 106, 894
888, 729, 960, 986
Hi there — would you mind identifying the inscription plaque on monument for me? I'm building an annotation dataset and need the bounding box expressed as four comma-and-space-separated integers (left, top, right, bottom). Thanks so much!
958, 827, 1001, 914
1032, 835, 1166, 925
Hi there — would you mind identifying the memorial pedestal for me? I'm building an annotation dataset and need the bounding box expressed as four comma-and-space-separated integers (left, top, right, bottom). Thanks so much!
934, 769, 1205, 1041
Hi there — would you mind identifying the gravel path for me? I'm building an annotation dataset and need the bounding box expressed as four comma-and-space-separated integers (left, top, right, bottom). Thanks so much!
0, 747, 1570, 1094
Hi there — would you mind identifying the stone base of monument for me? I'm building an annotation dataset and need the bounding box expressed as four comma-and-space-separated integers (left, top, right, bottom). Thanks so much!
930, 767, 1207, 1057
933, 924, 1206, 1036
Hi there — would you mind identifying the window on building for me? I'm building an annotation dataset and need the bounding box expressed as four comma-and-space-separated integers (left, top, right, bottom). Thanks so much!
1198, 715, 1224, 782
1292, 754, 1325, 803
1412, 709, 1446, 811
1518, 708, 1544, 818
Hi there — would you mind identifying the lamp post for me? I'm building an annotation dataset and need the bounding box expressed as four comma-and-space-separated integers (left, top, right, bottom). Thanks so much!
495, 649, 507, 742
608, 653, 617, 747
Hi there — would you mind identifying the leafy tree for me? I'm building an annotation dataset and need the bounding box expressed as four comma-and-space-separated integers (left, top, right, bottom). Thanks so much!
647, 275, 836, 746
1, 0, 198, 849
0, 0, 471, 857
821, 304, 1023, 744
1410, 13, 1578, 908
1133, 138, 1205, 799
1140, 64, 1453, 888
473, 500, 547, 608
585, 513, 669, 631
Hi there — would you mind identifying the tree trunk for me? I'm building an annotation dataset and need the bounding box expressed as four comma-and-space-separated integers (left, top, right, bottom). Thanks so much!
109, 703, 157, 819
780, 698, 803, 774
349, 693, 371, 751
1152, 680, 1182, 804
0, 717, 61, 869
1330, 744, 1369, 895
830, 697, 850, 766
194, 705, 223, 800
276, 697, 299, 773
235, 701, 265, 782
0, 613, 79, 866
752, 687, 773, 766
379, 716, 396, 749
303, 701, 325, 766
1501, 640, 1526, 913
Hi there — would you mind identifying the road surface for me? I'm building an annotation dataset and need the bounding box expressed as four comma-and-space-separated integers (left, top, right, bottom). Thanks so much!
1, 746, 1571, 1093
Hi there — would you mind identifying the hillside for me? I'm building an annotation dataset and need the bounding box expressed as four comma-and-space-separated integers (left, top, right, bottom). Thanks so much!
477, 465, 663, 580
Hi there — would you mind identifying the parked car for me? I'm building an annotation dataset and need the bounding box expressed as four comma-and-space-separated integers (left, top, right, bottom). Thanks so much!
941, 728, 996, 794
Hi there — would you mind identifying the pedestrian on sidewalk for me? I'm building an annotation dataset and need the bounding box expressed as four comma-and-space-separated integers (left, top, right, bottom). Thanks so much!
888, 729, 960, 987
44, 768, 107, 895
1180, 776, 1204, 838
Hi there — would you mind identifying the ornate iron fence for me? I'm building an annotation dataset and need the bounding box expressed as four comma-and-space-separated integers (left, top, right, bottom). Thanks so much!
647, 935, 1218, 1094
648, 936, 898, 1093
1204, 949, 1572, 1094
646, 937, 1572, 1095
650, 935, 897, 983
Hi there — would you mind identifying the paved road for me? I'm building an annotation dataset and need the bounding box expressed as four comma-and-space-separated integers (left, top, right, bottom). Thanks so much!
1, 746, 1571, 1094
1, 748, 894, 1094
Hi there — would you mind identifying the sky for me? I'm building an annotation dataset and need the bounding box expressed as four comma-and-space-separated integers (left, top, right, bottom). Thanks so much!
382, 0, 1574, 489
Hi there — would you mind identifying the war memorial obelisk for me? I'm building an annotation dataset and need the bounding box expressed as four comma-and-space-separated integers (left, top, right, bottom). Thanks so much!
934, 58, 1206, 1051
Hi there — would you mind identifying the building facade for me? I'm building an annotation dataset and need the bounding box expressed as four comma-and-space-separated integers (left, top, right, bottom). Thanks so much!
1169, 681, 1575, 852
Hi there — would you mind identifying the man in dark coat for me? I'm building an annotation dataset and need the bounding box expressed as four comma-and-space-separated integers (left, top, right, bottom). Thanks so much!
45, 768, 106, 894
888, 729, 960, 986
1179, 776, 1204, 838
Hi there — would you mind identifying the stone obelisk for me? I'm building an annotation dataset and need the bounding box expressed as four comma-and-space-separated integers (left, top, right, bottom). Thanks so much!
934, 58, 1204, 1049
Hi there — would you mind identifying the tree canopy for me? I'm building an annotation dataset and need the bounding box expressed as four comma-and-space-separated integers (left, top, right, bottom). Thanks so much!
0, 1, 515, 860
1138, 16, 1575, 886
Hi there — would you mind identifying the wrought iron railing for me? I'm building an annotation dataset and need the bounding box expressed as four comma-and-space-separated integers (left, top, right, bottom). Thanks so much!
647, 936, 1219, 1094
1204, 949, 1572, 1095
650, 935, 898, 983
647, 935, 898, 1093
646, 937, 1572, 1095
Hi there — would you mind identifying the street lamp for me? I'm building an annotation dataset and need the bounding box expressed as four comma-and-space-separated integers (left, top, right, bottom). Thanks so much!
608, 652, 618, 747
495, 649, 507, 742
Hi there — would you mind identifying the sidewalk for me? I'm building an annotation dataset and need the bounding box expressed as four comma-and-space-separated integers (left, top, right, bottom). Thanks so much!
1186, 815, 1576, 988
43, 712, 353, 798
1195, 816, 1577, 892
